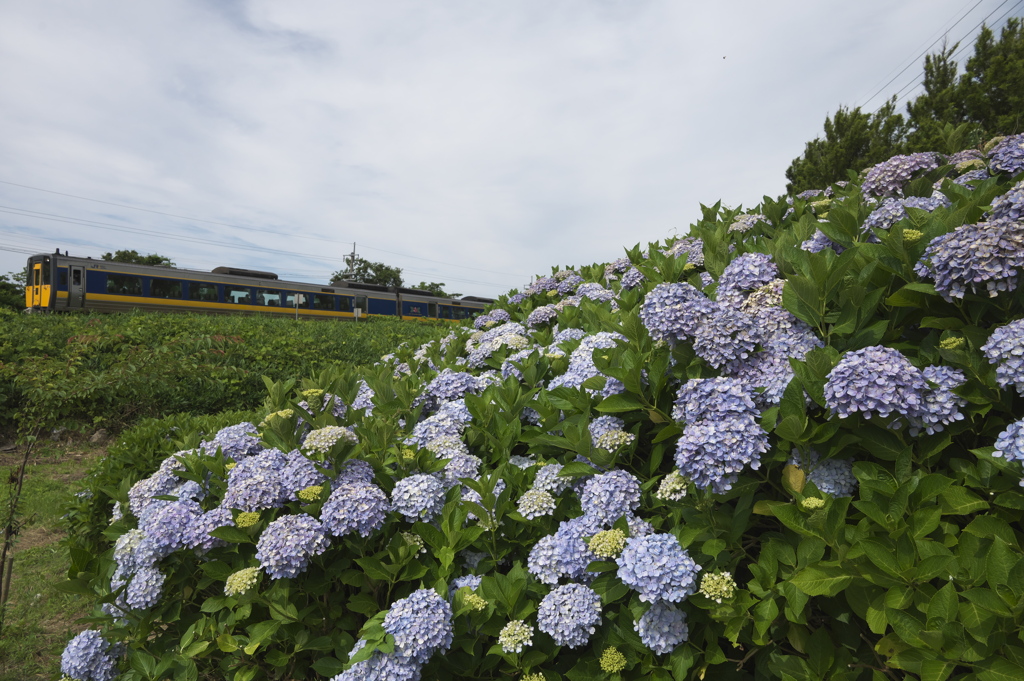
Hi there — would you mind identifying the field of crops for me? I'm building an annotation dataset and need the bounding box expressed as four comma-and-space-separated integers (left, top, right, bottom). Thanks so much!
0, 311, 448, 439
7, 135, 1024, 681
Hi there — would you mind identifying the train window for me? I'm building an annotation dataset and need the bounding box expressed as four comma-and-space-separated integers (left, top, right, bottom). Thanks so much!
33, 268, 40, 286
338, 296, 351, 312
41, 264, 51, 285
107, 274, 142, 296
189, 283, 219, 302
312, 294, 335, 311
59, 270, 69, 289
255, 289, 282, 306
150, 279, 183, 299
354, 296, 367, 313
226, 286, 251, 304
284, 292, 307, 308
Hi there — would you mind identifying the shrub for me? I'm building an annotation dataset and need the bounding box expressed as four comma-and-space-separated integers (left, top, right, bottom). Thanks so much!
60, 138, 1024, 680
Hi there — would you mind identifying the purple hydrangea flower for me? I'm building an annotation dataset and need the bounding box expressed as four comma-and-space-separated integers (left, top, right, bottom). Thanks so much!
556, 271, 584, 294
112, 564, 165, 611
533, 464, 572, 495
672, 377, 757, 423
716, 253, 778, 308
528, 515, 603, 584
674, 414, 768, 493
988, 133, 1024, 176
448, 575, 483, 598
617, 533, 699, 603
789, 451, 858, 497
982, 319, 1024, 393
910, 365, 967, 435
255, 513, 330, 580
729, 213, 772, 233
200, 423, 262, 461
640, 283, 717, 344
796, 189, 824, 200
692, 308, 761, 369
604, 257, 633, 281
621, 266, 646, 290
527, 305, 559, 327
61, 630, 123, 681
222, 448, 290, 512
636, 601, 689, 654
915, 219, 1024, 300
824, 346, 927, 420
337, 459, 375, 486
391, 474, 446, 522
322, 482, 389, 538
440, 453, 482, 489
537, 583, 602, 648
990, 181, 1024, 223
382, 588, 454, 663
547, 332, 627, 397
137, 499, 201, 559
801, 229, 844, 254
952, 167, 991, 187
578, 470, 641, 525
416, 369, 481, 412
187, 506, 234, 553
576, 282, 616, 302
662, 237, 705, 266
994, 419, 1024, 463
331, 640, 421, 681
280, 449, 330, 501
865, 195, 950, 231
862, 152, 941, 197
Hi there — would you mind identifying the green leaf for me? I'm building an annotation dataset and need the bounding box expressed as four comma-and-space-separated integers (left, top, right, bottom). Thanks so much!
311, 658, 347, 678
939, 486, 989, 515
977, 658, 1024, 681
790, 566, 852, 596
594, 393, 645, 413
209, 526, 255, 544
557, 462, 600, 478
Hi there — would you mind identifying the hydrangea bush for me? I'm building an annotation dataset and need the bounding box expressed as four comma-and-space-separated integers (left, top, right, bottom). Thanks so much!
60, 136, 1024, 680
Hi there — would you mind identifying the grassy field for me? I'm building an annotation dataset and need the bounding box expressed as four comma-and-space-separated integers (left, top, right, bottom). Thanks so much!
0, 438, 98, 681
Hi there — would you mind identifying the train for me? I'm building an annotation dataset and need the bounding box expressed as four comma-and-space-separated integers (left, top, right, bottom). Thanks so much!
23, 250, 494, 322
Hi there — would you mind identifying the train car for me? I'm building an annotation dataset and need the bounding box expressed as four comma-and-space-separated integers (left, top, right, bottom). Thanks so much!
24, 250, 493, 322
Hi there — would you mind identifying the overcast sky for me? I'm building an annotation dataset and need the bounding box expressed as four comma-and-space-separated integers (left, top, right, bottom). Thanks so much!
1, 0, 1019, 298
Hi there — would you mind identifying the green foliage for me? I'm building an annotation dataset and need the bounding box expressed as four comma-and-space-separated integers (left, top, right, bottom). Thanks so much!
0, 272, 25, 312
101, 250, 175, 267
786, 19, 1024, 193
55, 150, 1024, 679
0, 312, 447, 437
330, 256, 403, 288
415, 281, 460, 298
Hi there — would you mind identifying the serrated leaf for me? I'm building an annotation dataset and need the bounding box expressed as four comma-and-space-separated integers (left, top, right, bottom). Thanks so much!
790, 566, 852, 596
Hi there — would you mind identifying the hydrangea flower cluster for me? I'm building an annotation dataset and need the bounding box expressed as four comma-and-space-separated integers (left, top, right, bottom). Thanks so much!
498, 620, 534, 653
391, 474, 447, 522
254, 513, 330, 580
825, 346, 927, 420
322, 482, 390, 538
715, 253, 778, 308
699, 571, 736, 603
988, 133, 1024, 175
199, 423, 262, 461
617, 533, 699, 603
801, 228, 845, 254
537, 583, 602, 648
61, 630, 123, 681
990, 181, 1024, 222
636, 601, 689, 654
662, 237, 704, 266
575, 282, 616, 302
621, 266, 646, 289
982, 319, 1024, 393
517, 488, 557, 519
640, 283, 717, 344
656, 470, 688, 501
465, 322, 531, 368
589, 415, 635, 450
527, 304, 559, 327
579, 470, 641, 524
600, 647, 628, 673
864, 195, 949, 231
332, 639, 421, 681
474, 308, 511, 329
994, 419, 1024, 464
728, 213, 771, 233
914, 219, 1024, 300
382, 588, 454, 663
416, 369, 482, 412
862, 152, 940, 197
589, 528, 627, 558
789, 451, 858, 497
691, 307, 761, 369
224, 567, 261, 597
302, 426, 358, 454
547, 332, 627, 397
528, 515, 603, 584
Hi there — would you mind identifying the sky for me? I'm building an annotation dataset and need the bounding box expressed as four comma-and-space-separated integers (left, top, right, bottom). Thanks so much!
1, 0, 1020, 299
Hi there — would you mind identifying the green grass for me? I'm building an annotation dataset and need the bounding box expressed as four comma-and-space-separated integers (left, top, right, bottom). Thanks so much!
0, 442, 104, 680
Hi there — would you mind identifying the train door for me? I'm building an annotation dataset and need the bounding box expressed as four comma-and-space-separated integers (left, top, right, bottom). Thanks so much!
29, 262, 42, 308
69, 266, 86, 308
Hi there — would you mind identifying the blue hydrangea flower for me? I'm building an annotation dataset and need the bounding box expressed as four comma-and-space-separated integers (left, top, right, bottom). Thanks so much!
517, 489, 557, 519
617, 533, 699, 603
662, 237, 705, 266
382, 588, 454, 663
674, 414, 768, 493
331, 639, 422, 681
113, 529, 157, 575
952, 167, 991, 187
337, 459, 375, 486
994, 419, 1024, 463
416, 369, 481, 412
537, 583, 602, 648
989, 133, 1024, 176
796, 189, 824, 200
914, 219, 1024, 300
255, 513, 330, 580
137, 499, 201, 559
636, 601, 689, 654
528, 515, 603, 584
187, 506, 234, 553
200, 423, 262, 461
862, 152, 940, 197
672, 377, 757, 423
507, 292, 527, 305
982, 319, 1024, 394
555, 271, 585, 294
824, 346, 927, 420
990, 181, 1024, 222
575, 282, 616, 302
533, 464, 572, 495
61, 630, 123, 681
440, 453, 482, 489
547, 332, 627, 397
801, 228, 844, 254
127, 455, 189, 517
604, 257, 633, 281
909, 365, 967, 435
789, 451, 858, 497
391, 474, 446, 522
692, 308, 761, 369
448, 575, 483, 599
640, 283, 717, 344
222, 448, 290, 512
466, 322, 531, 368
527, 305, 559, 327
716, 253, 778, 308
113, 564, 166, 610
729, 213, 772, 233
621, 266, 646, 290
579, 470, 641, 525
280, 449, 330, 501
352, 380, 376, 414
322, 482, 389, 538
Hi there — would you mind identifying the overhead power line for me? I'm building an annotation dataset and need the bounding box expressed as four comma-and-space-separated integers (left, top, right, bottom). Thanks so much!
0, 178, 529, 278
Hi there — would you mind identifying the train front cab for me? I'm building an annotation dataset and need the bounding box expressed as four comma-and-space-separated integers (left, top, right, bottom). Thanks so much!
26, 255, 53, 311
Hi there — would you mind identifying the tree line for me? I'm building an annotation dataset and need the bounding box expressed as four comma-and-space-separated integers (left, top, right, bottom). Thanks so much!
786, 19, 1023, 194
